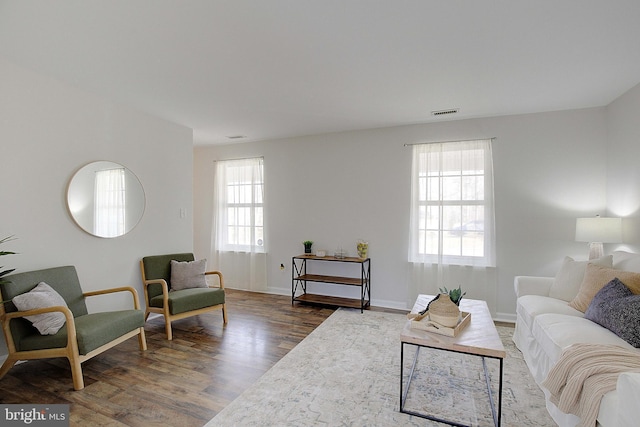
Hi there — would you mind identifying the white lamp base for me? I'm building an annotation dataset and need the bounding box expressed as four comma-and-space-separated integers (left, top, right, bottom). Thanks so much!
588, 242, 604, 260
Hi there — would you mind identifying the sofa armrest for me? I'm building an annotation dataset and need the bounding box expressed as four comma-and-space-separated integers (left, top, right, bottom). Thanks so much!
514, 276, 554, 298
617, 372, 640, 427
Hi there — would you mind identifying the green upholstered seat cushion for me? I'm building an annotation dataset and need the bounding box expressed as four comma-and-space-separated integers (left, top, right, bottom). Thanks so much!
17, 310, 144, 355
150, 288, 225, 315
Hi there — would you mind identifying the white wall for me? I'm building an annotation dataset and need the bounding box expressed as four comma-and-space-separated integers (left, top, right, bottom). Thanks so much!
606, 82, 640, 253
194, 107, 608, 320
0, 59, 194, 353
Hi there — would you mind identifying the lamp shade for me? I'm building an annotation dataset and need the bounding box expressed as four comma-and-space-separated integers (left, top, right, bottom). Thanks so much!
575, 217, 622, 243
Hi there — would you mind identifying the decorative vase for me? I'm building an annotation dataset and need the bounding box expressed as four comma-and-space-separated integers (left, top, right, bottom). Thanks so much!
356, 240, 368, 258
428, 293, 461, 327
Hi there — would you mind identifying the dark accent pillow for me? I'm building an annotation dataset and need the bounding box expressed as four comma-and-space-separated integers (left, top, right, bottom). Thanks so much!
585, 278, 640, 348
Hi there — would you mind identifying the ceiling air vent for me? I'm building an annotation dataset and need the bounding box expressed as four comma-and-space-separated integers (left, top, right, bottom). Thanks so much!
226, 135, 246, 140
431, 108, 459, 117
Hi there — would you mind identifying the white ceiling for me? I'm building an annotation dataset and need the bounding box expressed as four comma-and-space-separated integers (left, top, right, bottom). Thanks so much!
1, 1, 640, 145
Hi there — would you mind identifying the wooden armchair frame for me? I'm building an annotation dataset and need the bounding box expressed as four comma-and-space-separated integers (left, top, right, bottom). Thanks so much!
140, 254, 227, 341
0, 285, 146, 391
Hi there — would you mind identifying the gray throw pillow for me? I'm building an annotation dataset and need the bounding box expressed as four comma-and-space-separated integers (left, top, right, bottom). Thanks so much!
585, 278, 640, 348
170, 259, 208, 290
12, 282, 68, 335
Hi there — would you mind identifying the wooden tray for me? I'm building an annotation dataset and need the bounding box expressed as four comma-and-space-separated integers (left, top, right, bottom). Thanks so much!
409, 311, 471, 337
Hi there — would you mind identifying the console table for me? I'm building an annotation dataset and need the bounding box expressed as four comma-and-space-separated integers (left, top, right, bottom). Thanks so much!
291, 254, 370, 312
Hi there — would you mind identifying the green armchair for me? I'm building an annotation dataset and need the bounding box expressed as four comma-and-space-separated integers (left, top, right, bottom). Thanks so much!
0, 265, 147, 390
140, 253, 227, 340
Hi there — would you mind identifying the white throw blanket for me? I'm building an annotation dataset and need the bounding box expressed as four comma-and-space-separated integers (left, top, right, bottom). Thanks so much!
541, 343, 640, 427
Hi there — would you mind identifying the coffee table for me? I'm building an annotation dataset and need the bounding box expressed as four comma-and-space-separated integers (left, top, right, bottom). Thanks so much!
400, 295, 506, 426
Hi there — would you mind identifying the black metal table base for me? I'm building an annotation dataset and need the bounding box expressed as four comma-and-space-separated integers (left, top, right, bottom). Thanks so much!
400, 343, 503, 427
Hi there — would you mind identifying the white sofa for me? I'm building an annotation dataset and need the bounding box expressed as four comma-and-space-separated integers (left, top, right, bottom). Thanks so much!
513, 251, 640, 427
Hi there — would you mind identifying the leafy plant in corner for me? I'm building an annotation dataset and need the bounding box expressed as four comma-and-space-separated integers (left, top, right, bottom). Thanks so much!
439, 285, 466, 306
0, 236, 16, 286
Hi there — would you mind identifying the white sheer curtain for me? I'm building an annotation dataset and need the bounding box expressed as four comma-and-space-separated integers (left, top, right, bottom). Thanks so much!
94, 168, 125, 238
210, 157, 267, 291
407, 139, 497, 311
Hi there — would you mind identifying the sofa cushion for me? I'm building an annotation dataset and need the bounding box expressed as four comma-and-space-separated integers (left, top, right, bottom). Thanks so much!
569, 264, 640, 312
613, 251, 640, 273
517, 294, 583, 332
170, 259, 208, 290
150, 287, 225, 315
12, 282, 68, 335
585, 278, 640, 347
17, 309, 144, 355
618, 373, 640, 427
532, 313, 636, 367
549, 255, 612, 302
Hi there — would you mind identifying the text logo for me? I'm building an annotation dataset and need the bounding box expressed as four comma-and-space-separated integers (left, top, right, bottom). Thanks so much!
1, 405, 69, 426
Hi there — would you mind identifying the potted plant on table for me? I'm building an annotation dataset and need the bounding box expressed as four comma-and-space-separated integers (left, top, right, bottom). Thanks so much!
415, 285, 466, 327
303, 240, 313, 254
439, 285, 466, 306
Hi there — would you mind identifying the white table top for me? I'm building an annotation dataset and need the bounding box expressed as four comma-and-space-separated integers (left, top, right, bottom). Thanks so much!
401, 294, 506, 359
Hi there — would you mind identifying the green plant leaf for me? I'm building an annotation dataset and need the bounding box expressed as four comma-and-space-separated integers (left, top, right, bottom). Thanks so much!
0, 268, 15, 277
439, 285, 465, 305
0, 236, 17, 285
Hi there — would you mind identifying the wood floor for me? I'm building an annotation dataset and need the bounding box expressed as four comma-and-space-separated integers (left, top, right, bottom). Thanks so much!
0, 290, 403, 426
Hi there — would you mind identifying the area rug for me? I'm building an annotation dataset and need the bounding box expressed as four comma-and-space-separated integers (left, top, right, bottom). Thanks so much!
206, 308, 555, 426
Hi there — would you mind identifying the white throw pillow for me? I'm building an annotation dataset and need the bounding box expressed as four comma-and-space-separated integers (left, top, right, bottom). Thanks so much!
170, 259, 208, 291
613, 251, 640, 273
12, 282, 68, 335
549, 255, 613, 302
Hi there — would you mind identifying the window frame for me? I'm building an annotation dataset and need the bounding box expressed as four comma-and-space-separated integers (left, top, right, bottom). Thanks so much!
409, 140, 495, 267
215, 157, 265, 253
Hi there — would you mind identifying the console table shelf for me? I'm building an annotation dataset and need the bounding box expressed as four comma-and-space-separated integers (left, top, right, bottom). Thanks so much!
293, 293, 365, 309
292, 255, 371, 312
295, 274, 364, 286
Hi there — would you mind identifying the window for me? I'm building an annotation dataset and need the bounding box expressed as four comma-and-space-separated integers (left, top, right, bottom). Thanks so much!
94, 167, 126, 238
409, 139, 495, 266
214, 157, 265, 252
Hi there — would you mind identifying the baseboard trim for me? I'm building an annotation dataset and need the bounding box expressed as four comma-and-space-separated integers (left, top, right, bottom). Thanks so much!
494, 312, 517, 324
233, 286, 517, 322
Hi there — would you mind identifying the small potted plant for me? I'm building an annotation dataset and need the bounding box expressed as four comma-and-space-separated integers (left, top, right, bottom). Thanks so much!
439, 285, 466, 306
303, 240, 313, 254
422, 286, 465, 327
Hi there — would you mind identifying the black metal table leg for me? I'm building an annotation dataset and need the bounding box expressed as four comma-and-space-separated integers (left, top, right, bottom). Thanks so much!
400, 342, 502, 427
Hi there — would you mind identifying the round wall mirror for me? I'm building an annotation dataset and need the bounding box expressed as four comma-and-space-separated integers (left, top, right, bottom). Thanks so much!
67, 161, 146, 238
